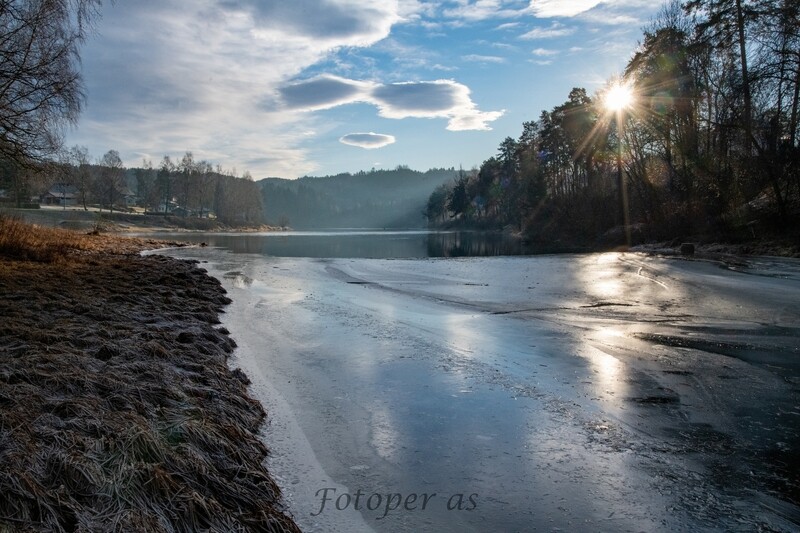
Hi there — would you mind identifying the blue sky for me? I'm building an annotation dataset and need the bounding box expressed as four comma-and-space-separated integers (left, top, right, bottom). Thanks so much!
67, 1, 664, 179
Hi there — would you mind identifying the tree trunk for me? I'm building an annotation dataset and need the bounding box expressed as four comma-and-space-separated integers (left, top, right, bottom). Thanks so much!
735, 0, 754, 154
790, 52, 800, 148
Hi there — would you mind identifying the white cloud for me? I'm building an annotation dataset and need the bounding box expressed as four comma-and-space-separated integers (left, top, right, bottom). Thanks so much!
443, 0, 531, 21
397, 0, 438, 21
532, 47, 559, 56
340, 132, 396, 149
441, 0, 614, 21
529, 0, 603, 18
278, 76, 504, 131
447, 111, 505, 131
520, 22, 574, 39
577, 10, 641, 25
462, 54, 507, 63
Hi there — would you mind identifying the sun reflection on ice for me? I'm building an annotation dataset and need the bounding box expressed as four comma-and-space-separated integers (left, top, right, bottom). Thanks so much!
584, 328, 628, 400
370, 405, 402, 462
442, 313, 479, 361
578, 253, 625, 299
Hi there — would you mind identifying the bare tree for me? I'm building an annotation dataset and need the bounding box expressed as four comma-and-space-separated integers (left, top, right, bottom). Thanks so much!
95, 149, 123, 213
157, 155, 174, 214
193, 161, 214, 218
69, 144, 91, 209
0, 1, 101, 165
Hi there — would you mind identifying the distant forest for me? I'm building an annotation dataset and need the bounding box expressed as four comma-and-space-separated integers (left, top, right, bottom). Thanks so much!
427, 0, 800, 246
259, 167, 458, 229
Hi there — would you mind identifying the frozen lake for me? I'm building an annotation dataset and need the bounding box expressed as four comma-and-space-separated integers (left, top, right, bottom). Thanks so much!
154, 232, 800, 532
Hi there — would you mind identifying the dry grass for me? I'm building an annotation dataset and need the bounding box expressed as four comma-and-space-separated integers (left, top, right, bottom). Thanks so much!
0, 214, 183, 262
0, 233, 302, 531
0, 214, 85, 262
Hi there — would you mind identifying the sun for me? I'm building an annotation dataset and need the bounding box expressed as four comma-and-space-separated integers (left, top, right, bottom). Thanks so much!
605, 82, 635, 112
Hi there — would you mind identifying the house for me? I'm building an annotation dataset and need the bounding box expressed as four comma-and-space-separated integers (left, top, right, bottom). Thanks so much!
118, 186, 137, 207
41, 183, 79, 206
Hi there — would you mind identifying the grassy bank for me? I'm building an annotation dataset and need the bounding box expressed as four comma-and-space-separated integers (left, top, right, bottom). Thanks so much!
2, 208, 279, 233
0, 217, 301, 531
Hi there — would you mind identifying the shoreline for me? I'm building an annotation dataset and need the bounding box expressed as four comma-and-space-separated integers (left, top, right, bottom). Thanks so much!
0, 228, 301, 530
171, 253, 376, 533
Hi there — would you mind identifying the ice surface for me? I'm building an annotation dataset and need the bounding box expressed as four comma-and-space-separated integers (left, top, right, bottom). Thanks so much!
159, 248, 800, 532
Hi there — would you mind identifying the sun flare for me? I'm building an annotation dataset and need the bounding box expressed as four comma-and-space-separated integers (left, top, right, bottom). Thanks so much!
605, 82, 634, 112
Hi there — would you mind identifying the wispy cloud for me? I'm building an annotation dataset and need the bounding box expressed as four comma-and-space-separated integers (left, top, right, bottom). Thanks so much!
279, 76, 504, 131
462, 54, 507, 63
520, 22, 574, 40
577, 10, 641, 26
443, 0, 530, 21
340, 132, 396, 149
532, 48, 559, 56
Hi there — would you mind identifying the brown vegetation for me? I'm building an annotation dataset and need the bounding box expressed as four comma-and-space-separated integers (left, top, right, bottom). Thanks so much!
0, 219, 301, 531
0, 214, 181, 262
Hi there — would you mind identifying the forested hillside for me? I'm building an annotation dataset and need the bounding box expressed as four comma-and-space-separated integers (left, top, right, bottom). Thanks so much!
427, 0, 800, 247
260, 167, 458, 229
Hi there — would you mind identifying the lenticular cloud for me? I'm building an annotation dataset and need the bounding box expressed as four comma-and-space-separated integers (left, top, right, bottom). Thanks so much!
279, 76, 504, 131
339, 132, 396, 149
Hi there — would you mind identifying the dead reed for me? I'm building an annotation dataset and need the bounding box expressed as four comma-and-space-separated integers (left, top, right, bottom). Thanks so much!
0, 214, 182, 261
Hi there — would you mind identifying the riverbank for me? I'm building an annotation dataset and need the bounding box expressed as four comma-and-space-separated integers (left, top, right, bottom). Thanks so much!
0, 217, 301, 531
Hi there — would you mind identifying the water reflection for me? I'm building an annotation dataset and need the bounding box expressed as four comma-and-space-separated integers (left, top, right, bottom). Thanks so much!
144, 230, 546, 258
426, 231, 535, 257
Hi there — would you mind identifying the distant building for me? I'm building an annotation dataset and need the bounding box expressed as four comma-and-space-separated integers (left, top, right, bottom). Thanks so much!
118, 186, 137, 207
41, 183, 79, 206
156, 200, 179, 214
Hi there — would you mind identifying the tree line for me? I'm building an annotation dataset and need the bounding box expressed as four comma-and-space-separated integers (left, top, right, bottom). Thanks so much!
427, 0, 800, 245
0, 146, 264, 226
130, 152, 264, 225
